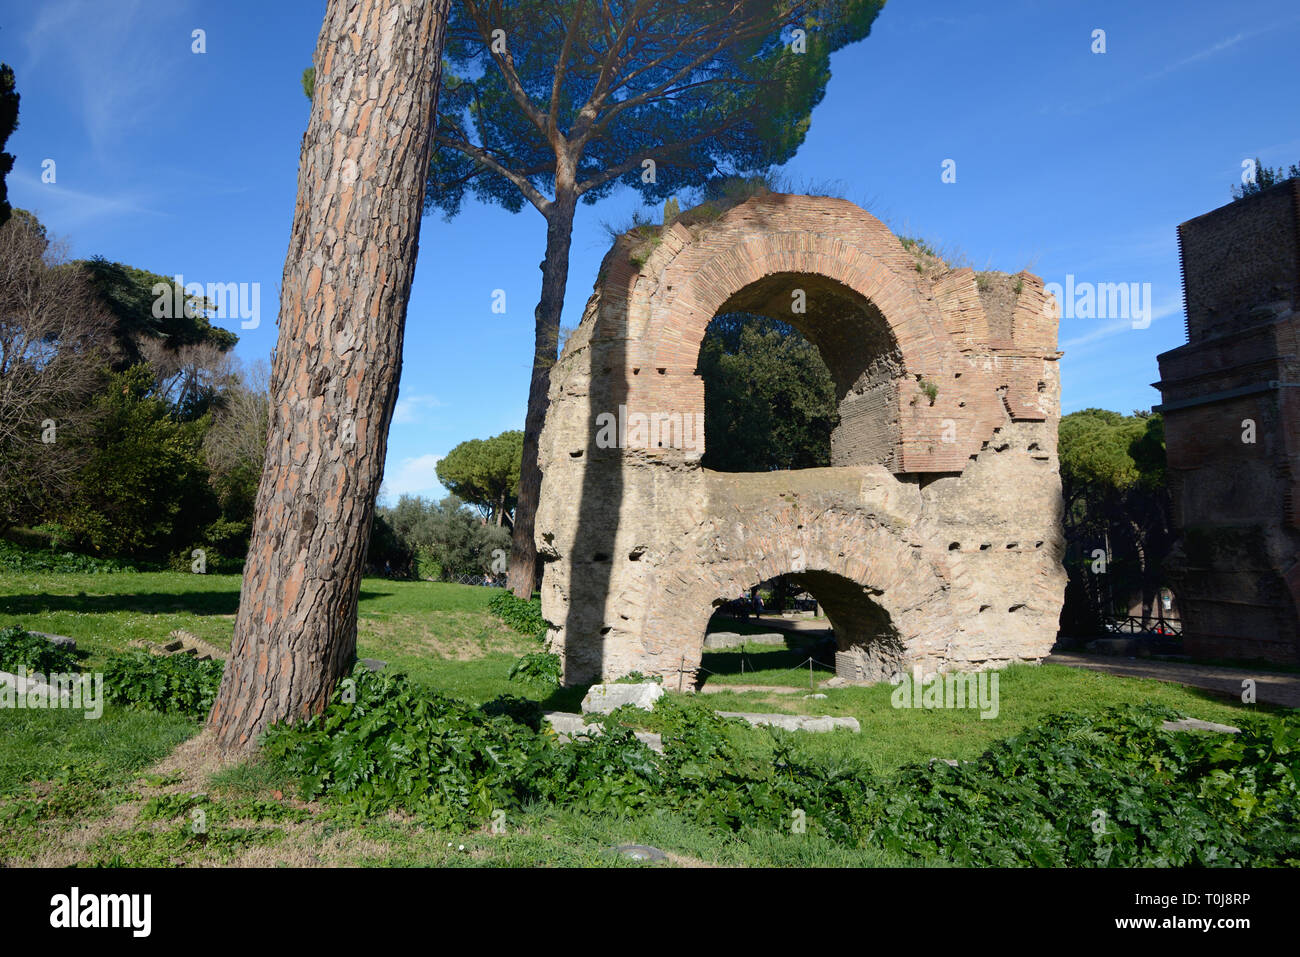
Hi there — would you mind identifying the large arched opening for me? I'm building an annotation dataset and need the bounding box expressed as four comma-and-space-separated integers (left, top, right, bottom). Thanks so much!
694, 272, 908, 473
700, 567, 904, 690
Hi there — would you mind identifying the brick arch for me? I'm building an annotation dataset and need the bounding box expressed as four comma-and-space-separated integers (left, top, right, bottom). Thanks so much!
614, 198, 966, 473
644, 232, 949, 381
649, 507, 964, 685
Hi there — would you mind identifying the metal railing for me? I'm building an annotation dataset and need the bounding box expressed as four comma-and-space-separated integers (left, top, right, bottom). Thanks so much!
1100, 614, 1182, 637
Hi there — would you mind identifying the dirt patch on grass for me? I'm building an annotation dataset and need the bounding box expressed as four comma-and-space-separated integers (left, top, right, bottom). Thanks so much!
10, 798, 144, 867
228, 821, 334, 867
664, 849, 720, 868
141, 728, 239, 793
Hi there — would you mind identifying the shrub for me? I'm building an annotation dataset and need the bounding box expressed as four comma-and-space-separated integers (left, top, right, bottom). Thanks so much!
103, 652, 225, 719
507, 650, 561, 689
414, 547, 442, 582
0, 540, 137, 574
489, 592, 546, 636
167, 546, 241, 575
0, 625, 80, 674
380, 494, 508, 579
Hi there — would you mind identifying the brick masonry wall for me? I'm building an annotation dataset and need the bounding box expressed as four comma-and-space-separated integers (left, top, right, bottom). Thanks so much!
1156, 180, 1300, 664
536, 193, 1066, 684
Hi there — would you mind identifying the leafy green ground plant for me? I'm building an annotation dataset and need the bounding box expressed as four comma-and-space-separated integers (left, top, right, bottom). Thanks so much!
262, 667, 1300, 866
490, 591, 561, 688
0, 540, 138, 574
103, 652, 224, 719
488, 592, 546, 636
263, 669, 557, 826
0, 625, 80, 674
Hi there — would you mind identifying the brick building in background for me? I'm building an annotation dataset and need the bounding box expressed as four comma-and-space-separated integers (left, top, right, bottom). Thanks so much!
1155, 179, 1300, 664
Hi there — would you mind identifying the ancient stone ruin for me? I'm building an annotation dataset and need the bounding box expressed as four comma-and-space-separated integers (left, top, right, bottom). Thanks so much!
1156, 179, 1300, 664
535, 193, 1066, 686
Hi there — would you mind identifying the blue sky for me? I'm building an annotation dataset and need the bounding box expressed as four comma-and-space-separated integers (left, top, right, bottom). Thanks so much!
3, 0, 1298, 502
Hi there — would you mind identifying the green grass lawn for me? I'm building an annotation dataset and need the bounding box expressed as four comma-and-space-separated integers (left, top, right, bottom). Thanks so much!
0, 569, 1292, 867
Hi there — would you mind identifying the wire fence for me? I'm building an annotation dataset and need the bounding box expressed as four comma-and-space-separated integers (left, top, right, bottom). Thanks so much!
680, 648, 838, 691
440, 573, 508, 588
364, 569, 508, 588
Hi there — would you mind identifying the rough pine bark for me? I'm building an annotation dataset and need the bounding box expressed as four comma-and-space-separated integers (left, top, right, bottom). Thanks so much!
209, 0, 450, 750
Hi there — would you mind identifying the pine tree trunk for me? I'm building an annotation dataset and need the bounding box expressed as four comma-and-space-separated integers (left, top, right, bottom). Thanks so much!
209, 0, 450, 751
508, 190, 576, 598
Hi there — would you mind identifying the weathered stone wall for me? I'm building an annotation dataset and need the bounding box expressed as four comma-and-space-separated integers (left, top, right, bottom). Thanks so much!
1156, 179, 1300, 664
536, 193, 1066, 685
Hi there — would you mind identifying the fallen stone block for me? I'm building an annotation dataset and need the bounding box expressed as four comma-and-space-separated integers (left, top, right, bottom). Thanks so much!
715, 711, 860, 733
129, 630, 227, 661
544, 711, 602, 737
581, 682, 664, 714
634, 731, 664, 753
30, 631, 77, 652
542, 711, 664, 753
1162, 717, 1240, 734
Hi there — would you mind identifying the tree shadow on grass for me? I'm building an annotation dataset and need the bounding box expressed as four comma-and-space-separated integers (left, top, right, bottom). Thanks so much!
699, 644, 836, 682
0, 590, 395, 618
537, 684, 589, 713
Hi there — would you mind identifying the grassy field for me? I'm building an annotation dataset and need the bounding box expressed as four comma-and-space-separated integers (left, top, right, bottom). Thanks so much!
0, 570, 1291, 866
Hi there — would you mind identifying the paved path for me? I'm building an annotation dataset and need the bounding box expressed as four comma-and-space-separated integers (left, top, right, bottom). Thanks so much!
1047, 653, 1300, 709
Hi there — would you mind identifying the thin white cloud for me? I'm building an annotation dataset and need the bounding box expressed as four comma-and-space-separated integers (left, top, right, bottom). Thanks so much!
1059, 295, 1182, 351
381, 453, 446, 502
8, 169, 162, 231
24, 0, 189, 155
1144, 32, 1246, 82
1046, 18, 1299, 117
392, 393, 444, 425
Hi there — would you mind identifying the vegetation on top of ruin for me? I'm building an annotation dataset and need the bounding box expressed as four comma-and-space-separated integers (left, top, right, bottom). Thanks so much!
1231, 157, 1299, 201
606, 172, 856, 267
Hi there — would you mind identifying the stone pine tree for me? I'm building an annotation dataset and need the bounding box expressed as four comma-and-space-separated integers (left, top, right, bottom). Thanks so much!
0, 64, 19, 228
426, 0, 884, 598
208, 0, 451, 750
435, 429, 523, 526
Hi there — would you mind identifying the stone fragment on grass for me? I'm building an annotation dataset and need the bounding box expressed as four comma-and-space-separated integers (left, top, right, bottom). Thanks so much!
544, 711, 602, 737
633, 731, 664, 753
1162, 717, 1240, 734
616, 844, 667, 862
715, 711, 860, 733
30, 631, 77, 652
580, 682, 664, 714
542, 711, 664, 753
